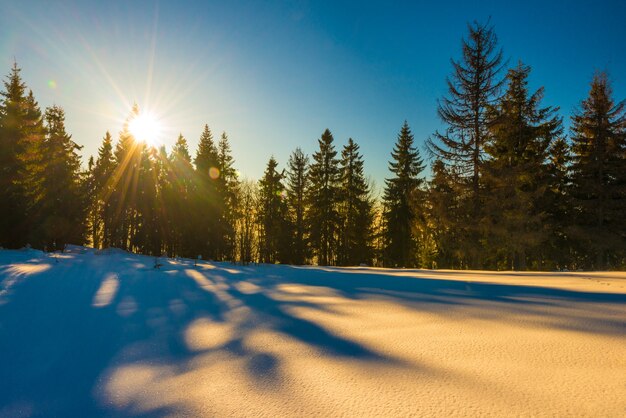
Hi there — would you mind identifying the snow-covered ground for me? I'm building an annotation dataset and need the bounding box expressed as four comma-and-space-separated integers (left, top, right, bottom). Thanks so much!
1, 248, 625, 417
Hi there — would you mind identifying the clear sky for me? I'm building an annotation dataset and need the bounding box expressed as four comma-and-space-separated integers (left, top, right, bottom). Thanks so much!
1, 0, 624, 189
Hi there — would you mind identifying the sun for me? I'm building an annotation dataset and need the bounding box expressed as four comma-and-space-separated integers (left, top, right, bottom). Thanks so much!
128, 111, 162, 146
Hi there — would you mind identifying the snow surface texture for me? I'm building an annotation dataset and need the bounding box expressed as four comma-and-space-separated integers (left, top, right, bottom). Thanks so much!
0, 249, 625, 417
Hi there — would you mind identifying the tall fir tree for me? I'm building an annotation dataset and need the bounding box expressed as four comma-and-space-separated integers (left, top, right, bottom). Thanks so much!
569, 72, 626, 269
89, 132, 115, 248
482, 62, 562, 270
545, 137, 572, 268
427, 160, 463, 268
108, 105, 142, 250
307, 129, 341, 265
383, 122, 425, 267
86, 155, 98, 247
165, 134, 194, 257
216, 132, 239, 261
337, 138, 373, 266
132, 144, 160, 254
0, 63, 44, 247
32, 105, 85, 250
285, 147, 309, 264
427, 20, 505, 268
258, 156, 289, 263
193, 124, 220, 258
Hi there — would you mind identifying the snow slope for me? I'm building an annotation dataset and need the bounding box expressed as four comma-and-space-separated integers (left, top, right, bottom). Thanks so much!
0, 249, 625, 417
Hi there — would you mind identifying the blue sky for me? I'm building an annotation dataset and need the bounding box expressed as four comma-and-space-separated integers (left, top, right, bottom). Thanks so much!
1, 0, 624, 188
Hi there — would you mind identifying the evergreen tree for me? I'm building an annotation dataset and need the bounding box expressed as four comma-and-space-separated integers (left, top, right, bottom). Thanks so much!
427, 20, 505, 268
427, 160, 463, 268
216, 132, 239, 260
89, 132, 115, 248
86, 155, 98, 247
193, 124, 220, 258
20, 91, 47, 229
0, 63, 42, 248
383, 121, 425, 267
285, 147, 309, 264
108, 105, 142, 250
337, 138, 373, 266
482, 62, 562, 270
569, 72, 626, 269
307, 129, 341, 265
544, 137, 572, 268
165, 134, 194, 257
258, 156, 289, 263
33, 105, 85, 250
132, 144, 160, 254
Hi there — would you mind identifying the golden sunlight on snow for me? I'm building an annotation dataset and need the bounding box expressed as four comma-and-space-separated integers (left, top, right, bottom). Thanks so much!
1, 251, 623, 417
92, 273, 119, 307
96, 264, 626, 417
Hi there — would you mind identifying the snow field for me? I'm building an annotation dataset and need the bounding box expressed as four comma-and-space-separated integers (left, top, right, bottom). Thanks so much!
0, 249, 625, 417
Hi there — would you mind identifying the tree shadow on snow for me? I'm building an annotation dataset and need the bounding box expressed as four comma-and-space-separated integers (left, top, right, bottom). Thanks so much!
1, 254, 624, 417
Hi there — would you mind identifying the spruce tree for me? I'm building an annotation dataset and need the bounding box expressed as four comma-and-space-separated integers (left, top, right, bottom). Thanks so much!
258, 156, 289, 263
482, 62, 562, 270
216, 132, 239, 261
0, 63, 40, 248
193, 124, 220, 258
166, 134, 194, 257
132, 144, 160, 254
338, 138, 373, 266
109, 105, 142, 250
307, 129, 341, 265
286, 148, 309, 264
569, 72, 626, 269
383, 121, 425, 267
545, 137, 572, 268
427, 20, 505, 268
427, 160, 463, 268
20, 91, 47, 230
89, 132, 115, 248
86, 156, 98, 247
33, 105, 85, 250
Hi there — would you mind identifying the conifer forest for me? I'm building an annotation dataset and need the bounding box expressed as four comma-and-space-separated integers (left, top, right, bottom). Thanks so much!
1, 22, 624, 271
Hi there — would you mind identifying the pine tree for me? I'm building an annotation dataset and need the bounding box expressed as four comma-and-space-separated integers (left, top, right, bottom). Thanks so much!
108, 105, 142, 250
285, 148, 309, 264
337, 138, 373, 266
569, 72, 626, 269
383, 121, 425, 267
258, 156, 289, 263
88, 132, 115, 248
216, 132, 239, 261
427, 160, 463, 268
307, 129, 341, 265
132, 144, 160, 254
86, 155, 98, 247
165, 134, 194, 257
33, 105, 85, 250
20, 91, 47, 228
544, 137, 572, 268
0, 63, 43, 248
192, 124, 220, 259
482, 62, 562, 270
427, 20, 505, 268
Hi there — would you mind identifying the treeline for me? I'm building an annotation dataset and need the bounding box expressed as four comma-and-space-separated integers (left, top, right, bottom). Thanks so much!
0, 21, 624, 270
